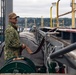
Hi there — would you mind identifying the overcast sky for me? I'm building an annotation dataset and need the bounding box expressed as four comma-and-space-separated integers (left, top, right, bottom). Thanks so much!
0, 0, 73, 18
13, 0, 72, 18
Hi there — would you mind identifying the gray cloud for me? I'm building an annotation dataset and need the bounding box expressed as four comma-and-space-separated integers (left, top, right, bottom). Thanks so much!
13, 0, 72, 18
0, 0, 72, 18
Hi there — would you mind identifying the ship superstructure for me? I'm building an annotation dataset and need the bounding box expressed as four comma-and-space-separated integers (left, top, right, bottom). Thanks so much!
0, 0, 76, 74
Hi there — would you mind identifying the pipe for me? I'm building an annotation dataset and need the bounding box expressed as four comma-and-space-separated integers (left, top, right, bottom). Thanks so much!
50, 42, 76, 59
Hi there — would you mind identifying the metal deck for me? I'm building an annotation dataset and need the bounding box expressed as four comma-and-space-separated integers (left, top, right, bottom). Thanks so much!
0, 73, 70, 75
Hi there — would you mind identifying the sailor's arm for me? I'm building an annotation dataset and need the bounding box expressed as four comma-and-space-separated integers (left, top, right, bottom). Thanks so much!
22, 44, 33, 54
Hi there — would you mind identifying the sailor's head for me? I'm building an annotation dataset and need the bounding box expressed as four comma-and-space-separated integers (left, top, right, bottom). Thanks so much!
9, 12, 19, 19
8, 12, 19, 24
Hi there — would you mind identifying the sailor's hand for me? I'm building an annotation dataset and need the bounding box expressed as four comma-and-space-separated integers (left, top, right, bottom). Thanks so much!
22, 44, 26, 49
25, 44, 33, 54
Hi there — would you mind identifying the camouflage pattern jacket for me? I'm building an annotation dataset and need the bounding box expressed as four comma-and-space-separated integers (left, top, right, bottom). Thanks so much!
4, 22, 22, 60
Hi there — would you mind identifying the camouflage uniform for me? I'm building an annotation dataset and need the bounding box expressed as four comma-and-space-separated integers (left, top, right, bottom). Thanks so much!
4, 22, 22, 60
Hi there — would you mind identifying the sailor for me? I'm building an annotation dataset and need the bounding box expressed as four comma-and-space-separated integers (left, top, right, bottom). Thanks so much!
4, 12, 33, 60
